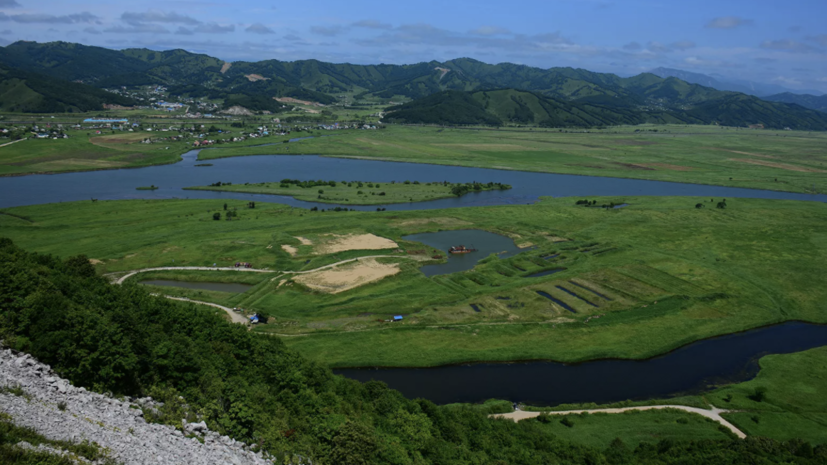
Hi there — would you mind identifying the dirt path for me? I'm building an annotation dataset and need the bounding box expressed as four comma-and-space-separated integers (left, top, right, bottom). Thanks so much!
491, 406, 745, 439
159, 295, 249, 325
112, 266, 275, 284
282, 255, 417, 275
0, 139, 25, 149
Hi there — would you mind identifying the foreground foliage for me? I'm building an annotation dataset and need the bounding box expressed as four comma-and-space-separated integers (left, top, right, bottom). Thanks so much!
2, 238, 827, 463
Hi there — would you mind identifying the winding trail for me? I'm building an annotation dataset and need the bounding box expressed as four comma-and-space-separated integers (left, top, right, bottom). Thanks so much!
491, 406, 746, 439
111, 254, 421, 284
158, 295, 249, 325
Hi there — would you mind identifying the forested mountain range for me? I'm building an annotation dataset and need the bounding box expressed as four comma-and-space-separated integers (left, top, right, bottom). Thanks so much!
0, 40, 825, 129
763, 92, 827, 113
0, 63, 136, 113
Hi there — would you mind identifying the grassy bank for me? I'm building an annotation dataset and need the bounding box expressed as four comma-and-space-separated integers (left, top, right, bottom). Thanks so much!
200, 125, 827, 194
0, 131, 190, 176
185, 179, 511, 205
2, 196, 826, 368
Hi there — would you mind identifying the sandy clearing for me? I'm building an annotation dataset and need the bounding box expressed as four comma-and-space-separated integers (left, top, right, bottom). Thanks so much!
730, 158, 826, 173
281, 245, 298, 256
220, 62, 232, 74
431, 144, 539, 151
245, 74, 268, 82
88, 259, 104, 265
491, 405, 746, 439
314, 234, 398, 255
294, 258, 400, 294
275, 97, 324, 107
642, 163, 694, 171
296, 236, 313, 245
517, 242, 534, 249
545, 236, 569, 242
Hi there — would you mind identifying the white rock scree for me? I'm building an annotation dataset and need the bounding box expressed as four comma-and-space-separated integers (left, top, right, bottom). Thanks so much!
0, 343, 276, 464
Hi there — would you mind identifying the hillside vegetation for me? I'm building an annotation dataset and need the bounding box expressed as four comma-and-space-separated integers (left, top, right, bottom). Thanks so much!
6, 238, 827, 463
0, 64, 135, 113
385, 88, 827, 130
1, 41, 825, 129
764, 93, 827, 113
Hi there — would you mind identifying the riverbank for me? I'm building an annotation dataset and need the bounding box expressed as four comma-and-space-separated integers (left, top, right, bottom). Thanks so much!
184, 179, 511, 205
198, 125, 827, 195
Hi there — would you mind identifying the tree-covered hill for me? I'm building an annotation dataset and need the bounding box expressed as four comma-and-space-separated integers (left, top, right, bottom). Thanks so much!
3, 238, 827, 464
763, 93, 827, 113
0, 64, 136, 113
384, 88, 827, 129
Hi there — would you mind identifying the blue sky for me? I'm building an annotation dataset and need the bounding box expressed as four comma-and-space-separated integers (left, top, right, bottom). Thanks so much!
1, 0, 825, 92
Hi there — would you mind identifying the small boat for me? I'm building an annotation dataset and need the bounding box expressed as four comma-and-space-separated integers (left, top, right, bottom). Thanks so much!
448, 245, 477, 254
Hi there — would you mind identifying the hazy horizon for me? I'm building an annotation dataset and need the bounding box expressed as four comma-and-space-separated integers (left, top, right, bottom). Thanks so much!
0, 0, 825, 93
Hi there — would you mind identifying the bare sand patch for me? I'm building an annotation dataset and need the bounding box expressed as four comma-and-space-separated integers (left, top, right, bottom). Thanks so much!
517, 242, 534, 249
545, 235, 569, 242
432, 144, 538, 151
88, 259, 104, 265
294, 258, 400, 294
314, 234, 398, 255
244, 74, 268, 82
394, 217, 472, 228
730, 158, 826, 173
642, 163, 694, 171
296, 236, 313, 245
220, 62, 232, 74
275, 97, 323, 107
281, 245, 298, 256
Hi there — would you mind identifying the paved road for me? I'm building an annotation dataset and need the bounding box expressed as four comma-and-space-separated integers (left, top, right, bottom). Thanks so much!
491, 405, 746, 439
159, 295, 250, 325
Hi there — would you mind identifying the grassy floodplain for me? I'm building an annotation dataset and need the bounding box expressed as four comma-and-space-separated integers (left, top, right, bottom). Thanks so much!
2, 195, 826, 369
516, 345, 827, 448
200, 125, 827, 194
0, 131, 189, 176
185, 179, 511, 205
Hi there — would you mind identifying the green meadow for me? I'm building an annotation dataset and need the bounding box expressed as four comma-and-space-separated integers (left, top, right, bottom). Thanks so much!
201, 125, 827, 194
2, 195, 825, 368
185, 179, 511, 205
0, 130, 188, 176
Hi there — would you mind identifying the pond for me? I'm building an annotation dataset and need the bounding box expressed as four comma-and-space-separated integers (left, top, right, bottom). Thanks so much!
2, 151, 826, 210
140, 280, 253, 294
402, 229, 524, 276
334, 322, 827, 405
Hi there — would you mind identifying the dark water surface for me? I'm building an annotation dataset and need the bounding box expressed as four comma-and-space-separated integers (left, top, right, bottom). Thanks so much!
334, 322, 827, 405
402, 229, 523, 276
140, 280, 253, 293
2, 150, 826, 209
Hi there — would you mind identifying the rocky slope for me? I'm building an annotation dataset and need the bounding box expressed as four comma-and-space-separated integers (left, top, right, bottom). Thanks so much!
0, 343, 275, 465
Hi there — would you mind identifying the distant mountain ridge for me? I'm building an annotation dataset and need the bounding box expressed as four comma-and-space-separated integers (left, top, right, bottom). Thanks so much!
385, 88, 827, 130
763, 93, 827, 113
649, 67, 824, 98
0, 40, 825, 129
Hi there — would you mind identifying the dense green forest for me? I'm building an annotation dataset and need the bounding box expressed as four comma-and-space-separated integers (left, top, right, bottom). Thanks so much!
2, 237, 827, 464
0, 64, 136, 113
764, 92, 827, 113
384, 88, 827, 129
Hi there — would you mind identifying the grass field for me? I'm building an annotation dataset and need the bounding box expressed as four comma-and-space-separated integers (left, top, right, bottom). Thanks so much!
530, 409, 734, 449
0, 130, 189, 176
517, 346, 827, 447
185, 179, 511, 205
200, 125, 827, 194
2, 195, 826, 368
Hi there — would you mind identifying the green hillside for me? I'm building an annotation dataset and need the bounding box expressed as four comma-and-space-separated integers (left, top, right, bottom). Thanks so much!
0, 64, 136, 112
1, 41, 826, 128
385, 88, 827, 129
764, 93, 827, 113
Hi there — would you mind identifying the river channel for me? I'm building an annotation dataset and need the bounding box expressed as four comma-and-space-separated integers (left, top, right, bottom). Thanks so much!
1, 150, 826, 209
335, 322, 827, 405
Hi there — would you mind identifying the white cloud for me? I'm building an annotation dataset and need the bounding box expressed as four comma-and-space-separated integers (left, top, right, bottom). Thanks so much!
469, 26, 510, 36
705, 16, 753, 29
246, 23, 274, 34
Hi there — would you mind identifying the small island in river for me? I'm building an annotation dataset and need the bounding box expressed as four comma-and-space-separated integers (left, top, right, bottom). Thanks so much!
184, 179, 511, 205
